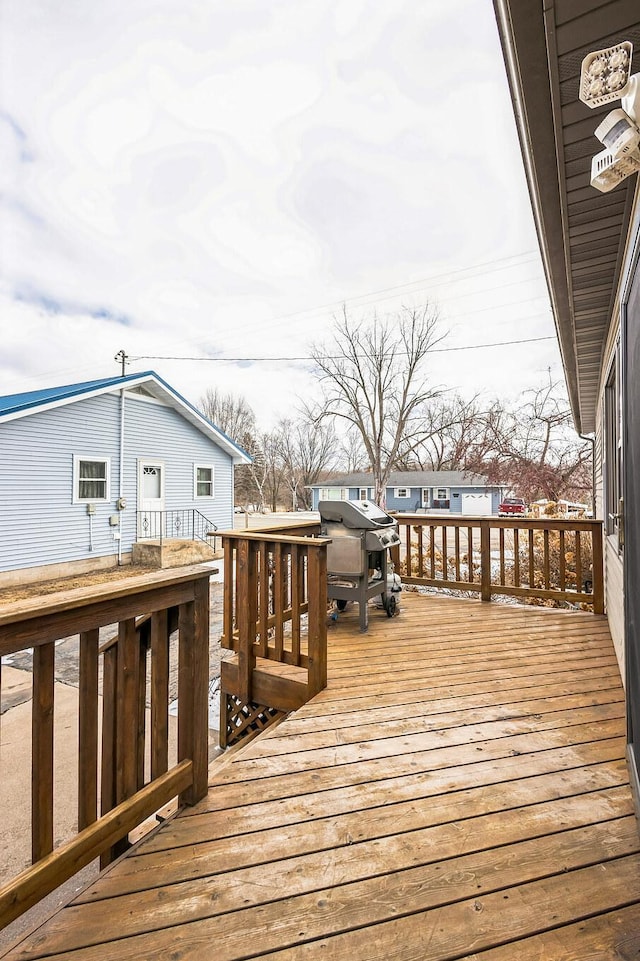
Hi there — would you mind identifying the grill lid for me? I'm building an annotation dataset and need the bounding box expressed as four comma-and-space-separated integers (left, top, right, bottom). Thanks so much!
318, 499, 396, 530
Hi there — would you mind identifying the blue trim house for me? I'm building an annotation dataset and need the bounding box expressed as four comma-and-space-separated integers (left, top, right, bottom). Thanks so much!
0, 371, 250, 584
311, 472, 505, 514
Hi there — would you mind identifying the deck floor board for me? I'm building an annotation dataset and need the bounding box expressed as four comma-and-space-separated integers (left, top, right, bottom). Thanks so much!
4, 593, 640, 960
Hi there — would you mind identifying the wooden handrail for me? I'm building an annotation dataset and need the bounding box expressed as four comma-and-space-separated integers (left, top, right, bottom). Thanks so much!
0, 566, 212, 927
0, 761, 193, 928
391, 514, 604, 613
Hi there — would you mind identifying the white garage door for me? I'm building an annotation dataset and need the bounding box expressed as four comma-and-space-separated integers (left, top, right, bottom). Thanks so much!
461, 493, 492, 516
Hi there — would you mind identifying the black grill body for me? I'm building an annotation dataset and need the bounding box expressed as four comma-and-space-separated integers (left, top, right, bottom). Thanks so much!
319, 500, 401, 631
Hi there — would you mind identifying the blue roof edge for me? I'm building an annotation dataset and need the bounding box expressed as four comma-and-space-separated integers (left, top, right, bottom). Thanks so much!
0, 370, 252, 464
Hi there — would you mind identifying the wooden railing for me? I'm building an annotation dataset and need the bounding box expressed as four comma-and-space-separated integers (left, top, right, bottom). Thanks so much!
0, 566, 211, 927
391, 514, 604, 613
219, 530, 328, 747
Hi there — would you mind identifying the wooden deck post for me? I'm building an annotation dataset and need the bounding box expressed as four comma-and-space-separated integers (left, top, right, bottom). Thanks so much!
307, 544, 328, 697
178, 575, 210, 805
591, 520, 605, 615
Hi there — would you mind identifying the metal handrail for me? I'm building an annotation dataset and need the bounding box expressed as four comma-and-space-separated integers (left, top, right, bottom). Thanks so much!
136, 509, 218, 544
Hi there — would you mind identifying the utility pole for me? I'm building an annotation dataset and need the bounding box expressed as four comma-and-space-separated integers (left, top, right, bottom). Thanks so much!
114, 350, 128, 376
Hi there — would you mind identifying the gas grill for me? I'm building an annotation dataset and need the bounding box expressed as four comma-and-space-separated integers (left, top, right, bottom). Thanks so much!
319, 499, 402, 631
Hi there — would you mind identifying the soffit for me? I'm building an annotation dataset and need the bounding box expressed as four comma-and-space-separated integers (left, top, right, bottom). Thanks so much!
494, 0, 639, 433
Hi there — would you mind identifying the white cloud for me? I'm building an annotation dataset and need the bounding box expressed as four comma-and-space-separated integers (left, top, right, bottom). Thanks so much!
0, 0, 560, 427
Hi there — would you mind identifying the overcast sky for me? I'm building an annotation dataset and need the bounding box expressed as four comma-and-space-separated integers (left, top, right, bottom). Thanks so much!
1, 0, 561, 428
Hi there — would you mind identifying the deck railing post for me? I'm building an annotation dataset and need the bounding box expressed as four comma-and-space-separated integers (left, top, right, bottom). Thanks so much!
307, 544, 328, 697
480, 521, 492, 602
591, 520, 605, 615
178, 575, 210, 805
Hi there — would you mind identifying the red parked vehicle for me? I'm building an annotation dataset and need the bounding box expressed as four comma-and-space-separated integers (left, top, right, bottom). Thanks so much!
499, 496, 527, 516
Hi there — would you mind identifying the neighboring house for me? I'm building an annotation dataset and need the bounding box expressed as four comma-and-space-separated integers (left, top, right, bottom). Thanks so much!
0, 371, 251, 584
311, 471, 504, 514
493, 2, 640, 800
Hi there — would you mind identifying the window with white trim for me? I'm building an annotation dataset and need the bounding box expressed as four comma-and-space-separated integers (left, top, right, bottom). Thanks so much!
74, 456, 110, 502
433, 487, 450, 509
319, 488, 348, 501
359, 488, 369, 500
394, 487, 410, 498
195, 465, 215, 498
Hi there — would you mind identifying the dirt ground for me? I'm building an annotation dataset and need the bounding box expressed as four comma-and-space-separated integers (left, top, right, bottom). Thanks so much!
0, 564, 162, 604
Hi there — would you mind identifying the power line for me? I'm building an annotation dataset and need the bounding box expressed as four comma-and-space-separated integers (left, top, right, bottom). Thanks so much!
130, 334, 556, 364
141, 249, 542, 356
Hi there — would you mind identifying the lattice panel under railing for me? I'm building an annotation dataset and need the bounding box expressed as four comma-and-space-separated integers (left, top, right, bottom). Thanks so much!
222, 693, 285, 748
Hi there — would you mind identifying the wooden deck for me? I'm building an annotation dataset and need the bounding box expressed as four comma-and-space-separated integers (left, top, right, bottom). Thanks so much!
5, 592, 640, 960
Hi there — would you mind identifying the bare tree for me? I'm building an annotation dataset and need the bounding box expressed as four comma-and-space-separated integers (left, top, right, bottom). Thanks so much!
499, 380, 592, 502
276, 416, 338, 510
310, 305, 445, 505
198, 388, 259, 508
199, 388, 256, 442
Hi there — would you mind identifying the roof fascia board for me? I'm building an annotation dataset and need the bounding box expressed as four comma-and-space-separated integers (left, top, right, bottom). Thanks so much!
493, 0, 582, 430
0, 372, 252, 464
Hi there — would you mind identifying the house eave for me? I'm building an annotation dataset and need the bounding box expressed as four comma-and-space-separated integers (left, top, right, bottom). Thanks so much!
0, 371, 252, 465
493, 0, 640, 434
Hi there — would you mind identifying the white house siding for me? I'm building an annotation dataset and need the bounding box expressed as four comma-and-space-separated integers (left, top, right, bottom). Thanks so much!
0, 390, 235, 574
596, 294, 625, 682
122, 395, 234, 539
0, 393, 122, 572
606, 541, 625, 684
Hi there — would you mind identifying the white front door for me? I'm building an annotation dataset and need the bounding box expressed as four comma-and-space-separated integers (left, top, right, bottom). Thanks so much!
138, 461, 165, 537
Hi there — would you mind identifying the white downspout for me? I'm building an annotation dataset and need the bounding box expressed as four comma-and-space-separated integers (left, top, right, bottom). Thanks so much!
118, 389, 125, 565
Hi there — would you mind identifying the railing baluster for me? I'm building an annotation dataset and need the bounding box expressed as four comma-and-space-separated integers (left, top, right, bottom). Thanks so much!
116, 618, 139, 805
442, 525, 448, 580
236, 539, 257, 703
291, 544, 301, 663
528, 529, 535, 589
258, 542, 269, 656
137, 636, 147, 790
32, 642, 55, 863
575, 530, 582, 593
467, 526, 474, 583
543, 529, 551, 590
429, 525, 436, 579
559, 530, 566, 592
499, 528, 505, 585
480, 521, 491, 601
78, 629, 99, 831
455, 527, 461, 582
274, 542, 285, 659
514, 528, 520, 586
151, 609, 169, 781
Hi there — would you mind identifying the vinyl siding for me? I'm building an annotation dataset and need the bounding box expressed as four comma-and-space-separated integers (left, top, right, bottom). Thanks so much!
0, 391, 234, 573
313, 485, 502, 513
596, 317, 624, 682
